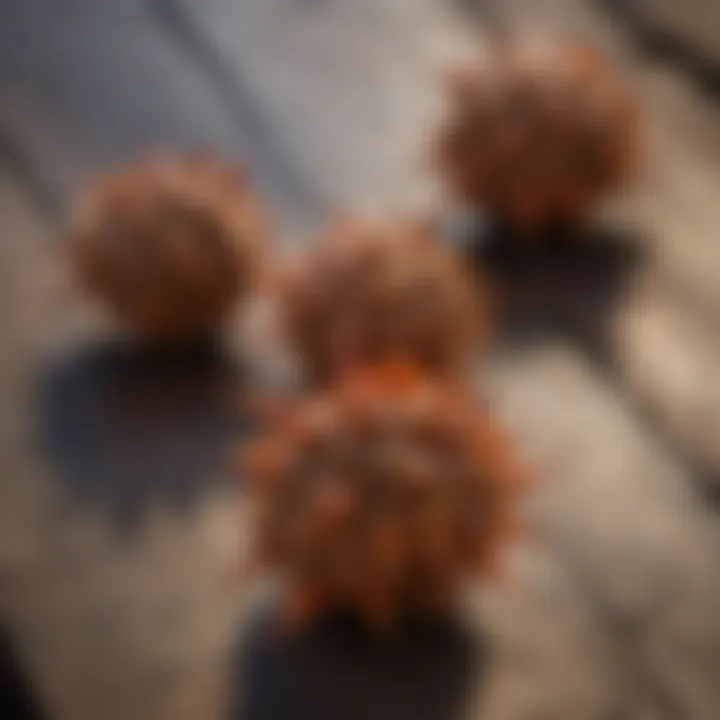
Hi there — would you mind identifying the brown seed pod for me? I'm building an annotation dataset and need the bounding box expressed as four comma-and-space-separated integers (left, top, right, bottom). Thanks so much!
67, 153, 268, 341
435, 39, 638, 233
280, 217, 484, 385
241, 362, 525, 630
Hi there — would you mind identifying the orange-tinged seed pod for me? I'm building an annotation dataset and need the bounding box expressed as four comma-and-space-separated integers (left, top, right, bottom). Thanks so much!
68, 153, 269, 341
281, 218, 485, 385
239, 362, 526, 629
435, 38, 638, 235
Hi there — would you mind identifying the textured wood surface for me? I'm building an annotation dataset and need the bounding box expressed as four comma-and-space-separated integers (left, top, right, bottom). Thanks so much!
0, 1, 718, 719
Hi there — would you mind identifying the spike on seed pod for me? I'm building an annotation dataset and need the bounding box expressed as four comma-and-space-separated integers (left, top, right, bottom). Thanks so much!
67, 153, 269, 341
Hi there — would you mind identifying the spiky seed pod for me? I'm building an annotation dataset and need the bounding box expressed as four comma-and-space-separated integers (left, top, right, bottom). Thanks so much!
435, 39, 638, 233
281, 217, 484, 385
242, 363, 524, 630
68, 154, 268, 341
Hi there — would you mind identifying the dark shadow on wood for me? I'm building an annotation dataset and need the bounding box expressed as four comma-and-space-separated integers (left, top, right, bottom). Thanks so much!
464, 221, 720, 505
232, 601, 485, 720
466, 220, 646, 366
37, 337, 255, 531
0, 628, 43, 720
599, 0, 720, 99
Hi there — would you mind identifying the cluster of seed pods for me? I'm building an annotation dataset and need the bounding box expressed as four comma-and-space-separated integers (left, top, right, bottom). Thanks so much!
64, 35, 634, 631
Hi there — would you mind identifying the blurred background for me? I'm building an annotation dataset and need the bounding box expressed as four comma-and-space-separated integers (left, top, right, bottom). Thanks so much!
0, 1, 718, 719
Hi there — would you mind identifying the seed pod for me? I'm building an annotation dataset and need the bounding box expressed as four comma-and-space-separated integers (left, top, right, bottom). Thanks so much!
68, 153, 268, 341
240, 362, 525, 628
281, 218, 484, 384
435, 38, 638, 234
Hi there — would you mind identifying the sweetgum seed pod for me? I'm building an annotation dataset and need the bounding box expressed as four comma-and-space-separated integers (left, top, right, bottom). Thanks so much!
68, 153, 268, 341
281, 218, 484, 384
436, 38, 638, 234
241, 363, 525, 628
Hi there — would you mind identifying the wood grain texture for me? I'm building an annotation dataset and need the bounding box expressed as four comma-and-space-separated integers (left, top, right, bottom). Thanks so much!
0, 1, 717, 719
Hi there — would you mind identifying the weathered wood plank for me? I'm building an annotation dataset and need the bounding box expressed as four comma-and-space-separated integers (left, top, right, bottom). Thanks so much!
458, 0, 720, 482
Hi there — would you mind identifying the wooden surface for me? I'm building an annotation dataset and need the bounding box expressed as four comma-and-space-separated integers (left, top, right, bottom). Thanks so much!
0, 1, 718, 719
